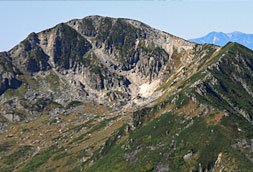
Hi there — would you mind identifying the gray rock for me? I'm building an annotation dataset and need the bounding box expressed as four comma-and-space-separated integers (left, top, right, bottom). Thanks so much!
183, 151, 193, 161
156, 163, 169, 172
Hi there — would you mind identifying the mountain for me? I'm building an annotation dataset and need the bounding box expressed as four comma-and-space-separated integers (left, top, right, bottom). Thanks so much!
189, 31, 253, 49
0, 16, 253, 172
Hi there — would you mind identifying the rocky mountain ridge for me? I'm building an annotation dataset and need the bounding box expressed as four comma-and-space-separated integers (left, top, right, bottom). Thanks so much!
0, 15, 203, 123
0, 16, 253, 172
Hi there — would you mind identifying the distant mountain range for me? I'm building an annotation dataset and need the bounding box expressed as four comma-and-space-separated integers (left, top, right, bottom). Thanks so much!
189, 31, 253, 49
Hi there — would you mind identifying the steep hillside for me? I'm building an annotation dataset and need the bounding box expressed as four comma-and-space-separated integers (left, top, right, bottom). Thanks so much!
84, 42, 253, 172
0, 16, 252, 172
0, 15, 203, 130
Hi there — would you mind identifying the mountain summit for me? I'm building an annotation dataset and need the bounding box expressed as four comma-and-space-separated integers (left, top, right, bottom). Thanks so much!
0, 16, 253, 172
189, 31, 253, 49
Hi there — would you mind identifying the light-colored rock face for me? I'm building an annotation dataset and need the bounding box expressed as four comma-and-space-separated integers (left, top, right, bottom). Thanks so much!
63, 16, 198, 104
38, 29, 58, 66
3, 114, 21, 122
0, 15, 220, 124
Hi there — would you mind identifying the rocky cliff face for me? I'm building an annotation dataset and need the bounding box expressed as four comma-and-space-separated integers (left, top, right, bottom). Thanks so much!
0, 16, 253, 172
0, 52, 22, 95
0, 16, 200, 121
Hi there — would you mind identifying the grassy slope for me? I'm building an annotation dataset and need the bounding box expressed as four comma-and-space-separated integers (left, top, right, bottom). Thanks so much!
1, 42, 253, 172
84, 43, 253, 171
0, 102, 130, 172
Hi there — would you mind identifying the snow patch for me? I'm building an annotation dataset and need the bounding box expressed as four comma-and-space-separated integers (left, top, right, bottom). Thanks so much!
213, 36, 218, 43
139, 80, 160, 98
227, 34, 232, 38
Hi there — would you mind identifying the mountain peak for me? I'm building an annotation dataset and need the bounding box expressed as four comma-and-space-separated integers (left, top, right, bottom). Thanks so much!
1, 16, 253, 172
230, 31, 243, 34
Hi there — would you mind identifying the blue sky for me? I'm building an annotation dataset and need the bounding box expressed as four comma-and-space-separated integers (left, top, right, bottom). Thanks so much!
0, 1, 253, 51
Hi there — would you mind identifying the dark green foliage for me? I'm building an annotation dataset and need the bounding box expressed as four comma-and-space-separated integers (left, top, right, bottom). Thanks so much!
175, 118, 228, 170
70, 119, 111, 144
193, 42, 253, 120
68, 121, 94, 133
18, 145, 63, 172
175, 92, 190, 109
86, 109, 253, 171
31, 98, 63, 112
3, 146, 33, 165
63, 156, 76, 167
132, 101, 167, 128
76, 149, 88, 159
48, 118, 58, 125
84, 42, 253, 171
0, 142, 11, 152
86, 112, 180, 172
0, 166, 12, 172
67, 166, 81, 172
130, 112, 178, 148
53, 152, 69, 161
65, 101, 83, 109
93, 124, 127, 161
